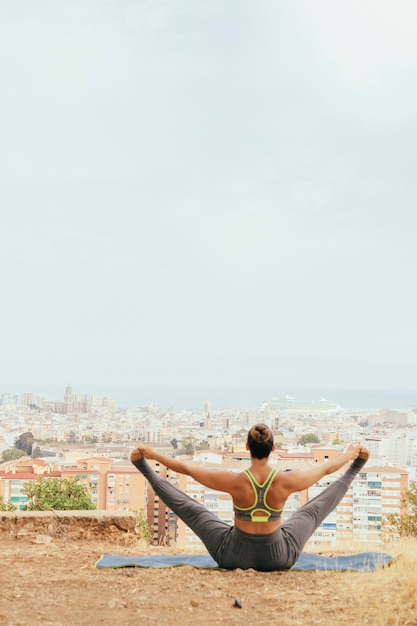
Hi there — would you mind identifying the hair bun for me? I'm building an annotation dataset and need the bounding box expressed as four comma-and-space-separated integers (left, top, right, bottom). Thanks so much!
247, 423, 274, 459
251, 424, 270, 442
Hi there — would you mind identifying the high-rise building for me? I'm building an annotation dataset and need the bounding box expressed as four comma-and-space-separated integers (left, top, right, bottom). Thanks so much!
144, 460, 178, 545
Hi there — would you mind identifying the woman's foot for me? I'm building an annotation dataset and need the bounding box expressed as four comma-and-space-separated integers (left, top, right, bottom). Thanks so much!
359, 447, 369, 461
130, 447, 144, 463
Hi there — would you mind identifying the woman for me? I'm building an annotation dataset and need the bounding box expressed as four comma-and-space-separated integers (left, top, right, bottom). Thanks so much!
131, 423, 368, 571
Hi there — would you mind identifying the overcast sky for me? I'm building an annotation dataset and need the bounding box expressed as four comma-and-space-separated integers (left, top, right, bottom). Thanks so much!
1, 0, 416, 409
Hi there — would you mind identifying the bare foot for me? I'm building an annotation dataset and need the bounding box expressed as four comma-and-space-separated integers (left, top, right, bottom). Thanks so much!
359, 447, 369, 461
130, 447, 144, 463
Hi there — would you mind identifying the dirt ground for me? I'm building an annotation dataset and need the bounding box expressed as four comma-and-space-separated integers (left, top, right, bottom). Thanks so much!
1, 532, 415, 626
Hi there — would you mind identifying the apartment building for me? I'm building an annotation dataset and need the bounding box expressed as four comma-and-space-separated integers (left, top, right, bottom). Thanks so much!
60, 457, 146, 512
349, 465, 408, 541
308, 464, 408, 546
145, 460, 178, 545
0, 456, 147, 516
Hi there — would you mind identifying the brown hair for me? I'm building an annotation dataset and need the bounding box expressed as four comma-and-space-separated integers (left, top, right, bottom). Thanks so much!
247, 424, 274, 459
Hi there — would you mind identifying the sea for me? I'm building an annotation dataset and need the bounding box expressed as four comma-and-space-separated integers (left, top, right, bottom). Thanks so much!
102, 384, 416, 412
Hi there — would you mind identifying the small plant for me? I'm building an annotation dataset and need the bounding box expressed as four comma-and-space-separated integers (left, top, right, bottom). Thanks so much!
384, 481, 417, 538
134, 508, 152, 543
0, 496, 17, 511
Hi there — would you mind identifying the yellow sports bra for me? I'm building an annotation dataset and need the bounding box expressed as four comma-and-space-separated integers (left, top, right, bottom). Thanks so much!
233, 468, 283, 522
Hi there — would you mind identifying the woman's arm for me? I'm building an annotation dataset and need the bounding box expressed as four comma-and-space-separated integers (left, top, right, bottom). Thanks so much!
132, 445, 240, 494
279, 444, 365, 495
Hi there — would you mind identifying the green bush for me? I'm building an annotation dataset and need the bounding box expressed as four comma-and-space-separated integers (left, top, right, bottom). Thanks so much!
23, 476, 96, 511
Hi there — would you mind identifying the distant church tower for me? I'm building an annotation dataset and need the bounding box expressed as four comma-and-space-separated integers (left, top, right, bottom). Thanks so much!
204, 400, 212, 429
64, 384, 74, 412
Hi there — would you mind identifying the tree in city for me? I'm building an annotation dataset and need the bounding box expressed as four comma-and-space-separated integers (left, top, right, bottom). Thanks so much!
170, 438, 178, 449
385, 481, 417, 538
196, 439, 210, 450
297, 433, 320, 446
23, 476, 96, 511
0, 496, 17, 511
31, 446, 43, 458
84, 435, 99, 444
14, 431, 35, 455
180, 435, 197, 456
1, 447, 28, 462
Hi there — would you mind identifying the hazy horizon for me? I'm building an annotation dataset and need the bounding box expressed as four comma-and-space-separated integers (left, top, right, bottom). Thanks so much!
3, 382, 415, 412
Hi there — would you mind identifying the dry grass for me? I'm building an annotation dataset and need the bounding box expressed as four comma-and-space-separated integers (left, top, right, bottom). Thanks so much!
285, 538, 417, 626
110, 536, 417, 625
2, 533, 417, 625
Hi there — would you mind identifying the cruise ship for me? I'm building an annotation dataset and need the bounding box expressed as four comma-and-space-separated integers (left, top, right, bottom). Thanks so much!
261, 394, 340, 412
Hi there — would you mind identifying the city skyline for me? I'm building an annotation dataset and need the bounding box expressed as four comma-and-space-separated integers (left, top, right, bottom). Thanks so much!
1, 2, 416, 410
1, 383, 415, 412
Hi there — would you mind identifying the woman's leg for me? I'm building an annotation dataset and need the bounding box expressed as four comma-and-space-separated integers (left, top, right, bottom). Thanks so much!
280, 456, 367, 561
132, 458, 232, 561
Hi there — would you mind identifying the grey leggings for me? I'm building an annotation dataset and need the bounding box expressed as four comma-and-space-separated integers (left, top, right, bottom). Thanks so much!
132, 457, 366, 571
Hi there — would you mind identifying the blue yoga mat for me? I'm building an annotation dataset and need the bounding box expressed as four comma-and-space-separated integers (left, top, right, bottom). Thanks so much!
95, 551, 392, 572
